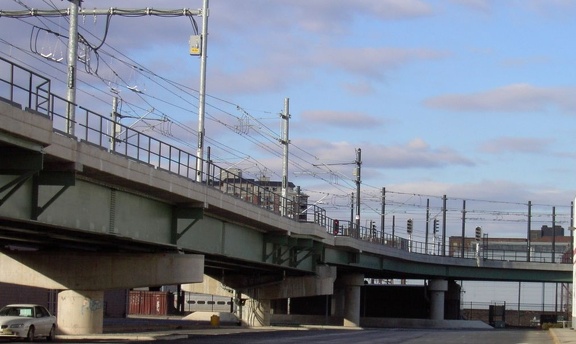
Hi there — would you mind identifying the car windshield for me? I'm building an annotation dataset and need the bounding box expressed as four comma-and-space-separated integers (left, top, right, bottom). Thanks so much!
0, 306, 34, 317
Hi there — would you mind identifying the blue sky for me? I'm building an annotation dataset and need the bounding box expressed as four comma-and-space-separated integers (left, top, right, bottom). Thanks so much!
1, 0, 576, 240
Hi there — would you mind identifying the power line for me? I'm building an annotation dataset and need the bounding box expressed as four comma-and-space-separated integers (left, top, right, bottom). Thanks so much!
2, 2, 572, 233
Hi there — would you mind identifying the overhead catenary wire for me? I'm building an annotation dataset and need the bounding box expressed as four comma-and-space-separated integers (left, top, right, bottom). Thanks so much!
1, 1, 572, 238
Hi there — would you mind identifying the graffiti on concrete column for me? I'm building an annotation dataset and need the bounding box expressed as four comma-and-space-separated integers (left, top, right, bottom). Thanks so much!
81, 298, 103, 314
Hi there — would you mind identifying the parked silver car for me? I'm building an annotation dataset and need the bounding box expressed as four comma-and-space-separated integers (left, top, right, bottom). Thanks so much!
0, 304, 56, 341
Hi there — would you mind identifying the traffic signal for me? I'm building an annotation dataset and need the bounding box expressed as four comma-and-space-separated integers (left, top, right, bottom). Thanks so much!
475, 226, 482, 241
407, 219, 413, 234
333, 219, 340, 235
433, 218, 439, 233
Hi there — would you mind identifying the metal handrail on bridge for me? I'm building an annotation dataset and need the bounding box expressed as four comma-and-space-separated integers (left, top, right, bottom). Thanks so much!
0, 57, 567, 265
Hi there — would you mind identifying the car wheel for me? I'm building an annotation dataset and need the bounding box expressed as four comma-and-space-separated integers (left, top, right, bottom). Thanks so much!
26, 325, 35, 342
46, 325, 55, 341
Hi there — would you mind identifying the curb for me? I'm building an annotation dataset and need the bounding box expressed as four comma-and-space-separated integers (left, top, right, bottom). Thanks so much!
550, 329, 561, 344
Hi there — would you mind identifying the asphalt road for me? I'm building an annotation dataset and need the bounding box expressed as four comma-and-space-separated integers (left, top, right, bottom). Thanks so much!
156, 328, 553, 344
0, 327, 555, 344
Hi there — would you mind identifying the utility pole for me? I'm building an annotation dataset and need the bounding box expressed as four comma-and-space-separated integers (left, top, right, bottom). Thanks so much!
195, 0, 209, 182
527, 201, 532, 262
461, 200, 466, 258
442, 194, 447, 256
66, 0, 80, 135
571, 201, 574, 262
552, 206, 556, 263
571, 196, 576, 325
381, 187, 385, 243
354, 148, 362, 239
425, 198, 429, 253
350, 192, 354, 237
110, 95, 119, 151
280, 98, 290, 216
392, 215, 396, 247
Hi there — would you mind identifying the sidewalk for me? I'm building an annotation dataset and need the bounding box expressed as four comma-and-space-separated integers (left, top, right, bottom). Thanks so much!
54, 316, 300, 342
550, 328, 576, 344
56, 326, 288, 342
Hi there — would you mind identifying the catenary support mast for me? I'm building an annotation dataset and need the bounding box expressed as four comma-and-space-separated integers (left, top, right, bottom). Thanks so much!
280, 98, 290, 216
355, 148, 361, 238
195, 0, 209, 182
571, 196, 576, 324
65, 0, 80, 135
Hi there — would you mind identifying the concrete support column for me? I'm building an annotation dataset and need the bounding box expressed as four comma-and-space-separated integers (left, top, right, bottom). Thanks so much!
342, 273, 364, 327
332, 285, 345, 318
429, 279, 448, 321
57, 290, 104, 334
242, 296, 271, 327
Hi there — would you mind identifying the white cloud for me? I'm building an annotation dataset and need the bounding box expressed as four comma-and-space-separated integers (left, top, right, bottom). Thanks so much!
424, 84, 576, 114
356, 0, 434, 19
514, 0, 576, 13
478, 137, 551, 154
449, 0, 492, 13
342, 81, 377, 96
292, 138, 473, 171
211, 0, 433, 39
300, 110, 383, 129
366, 141, 474, 169
315, 47, 448, 80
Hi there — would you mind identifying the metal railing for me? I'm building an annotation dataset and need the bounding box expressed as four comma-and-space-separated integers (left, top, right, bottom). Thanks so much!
0, 56, 568, 264
462, 301, 566, 313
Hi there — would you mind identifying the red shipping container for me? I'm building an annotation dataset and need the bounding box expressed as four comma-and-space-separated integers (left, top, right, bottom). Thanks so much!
128, 291, 168, 315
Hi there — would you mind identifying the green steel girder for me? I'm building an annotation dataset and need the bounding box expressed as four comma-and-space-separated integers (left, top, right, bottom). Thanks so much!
172, 206, 204, 243
32, 171, 76, 220
0, 148, 43, 209
0, 171, 36, 208
0, 147, 76, 220
264, 234, 323, 268
379, 258, 571, 283
323, 247, 572, 283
